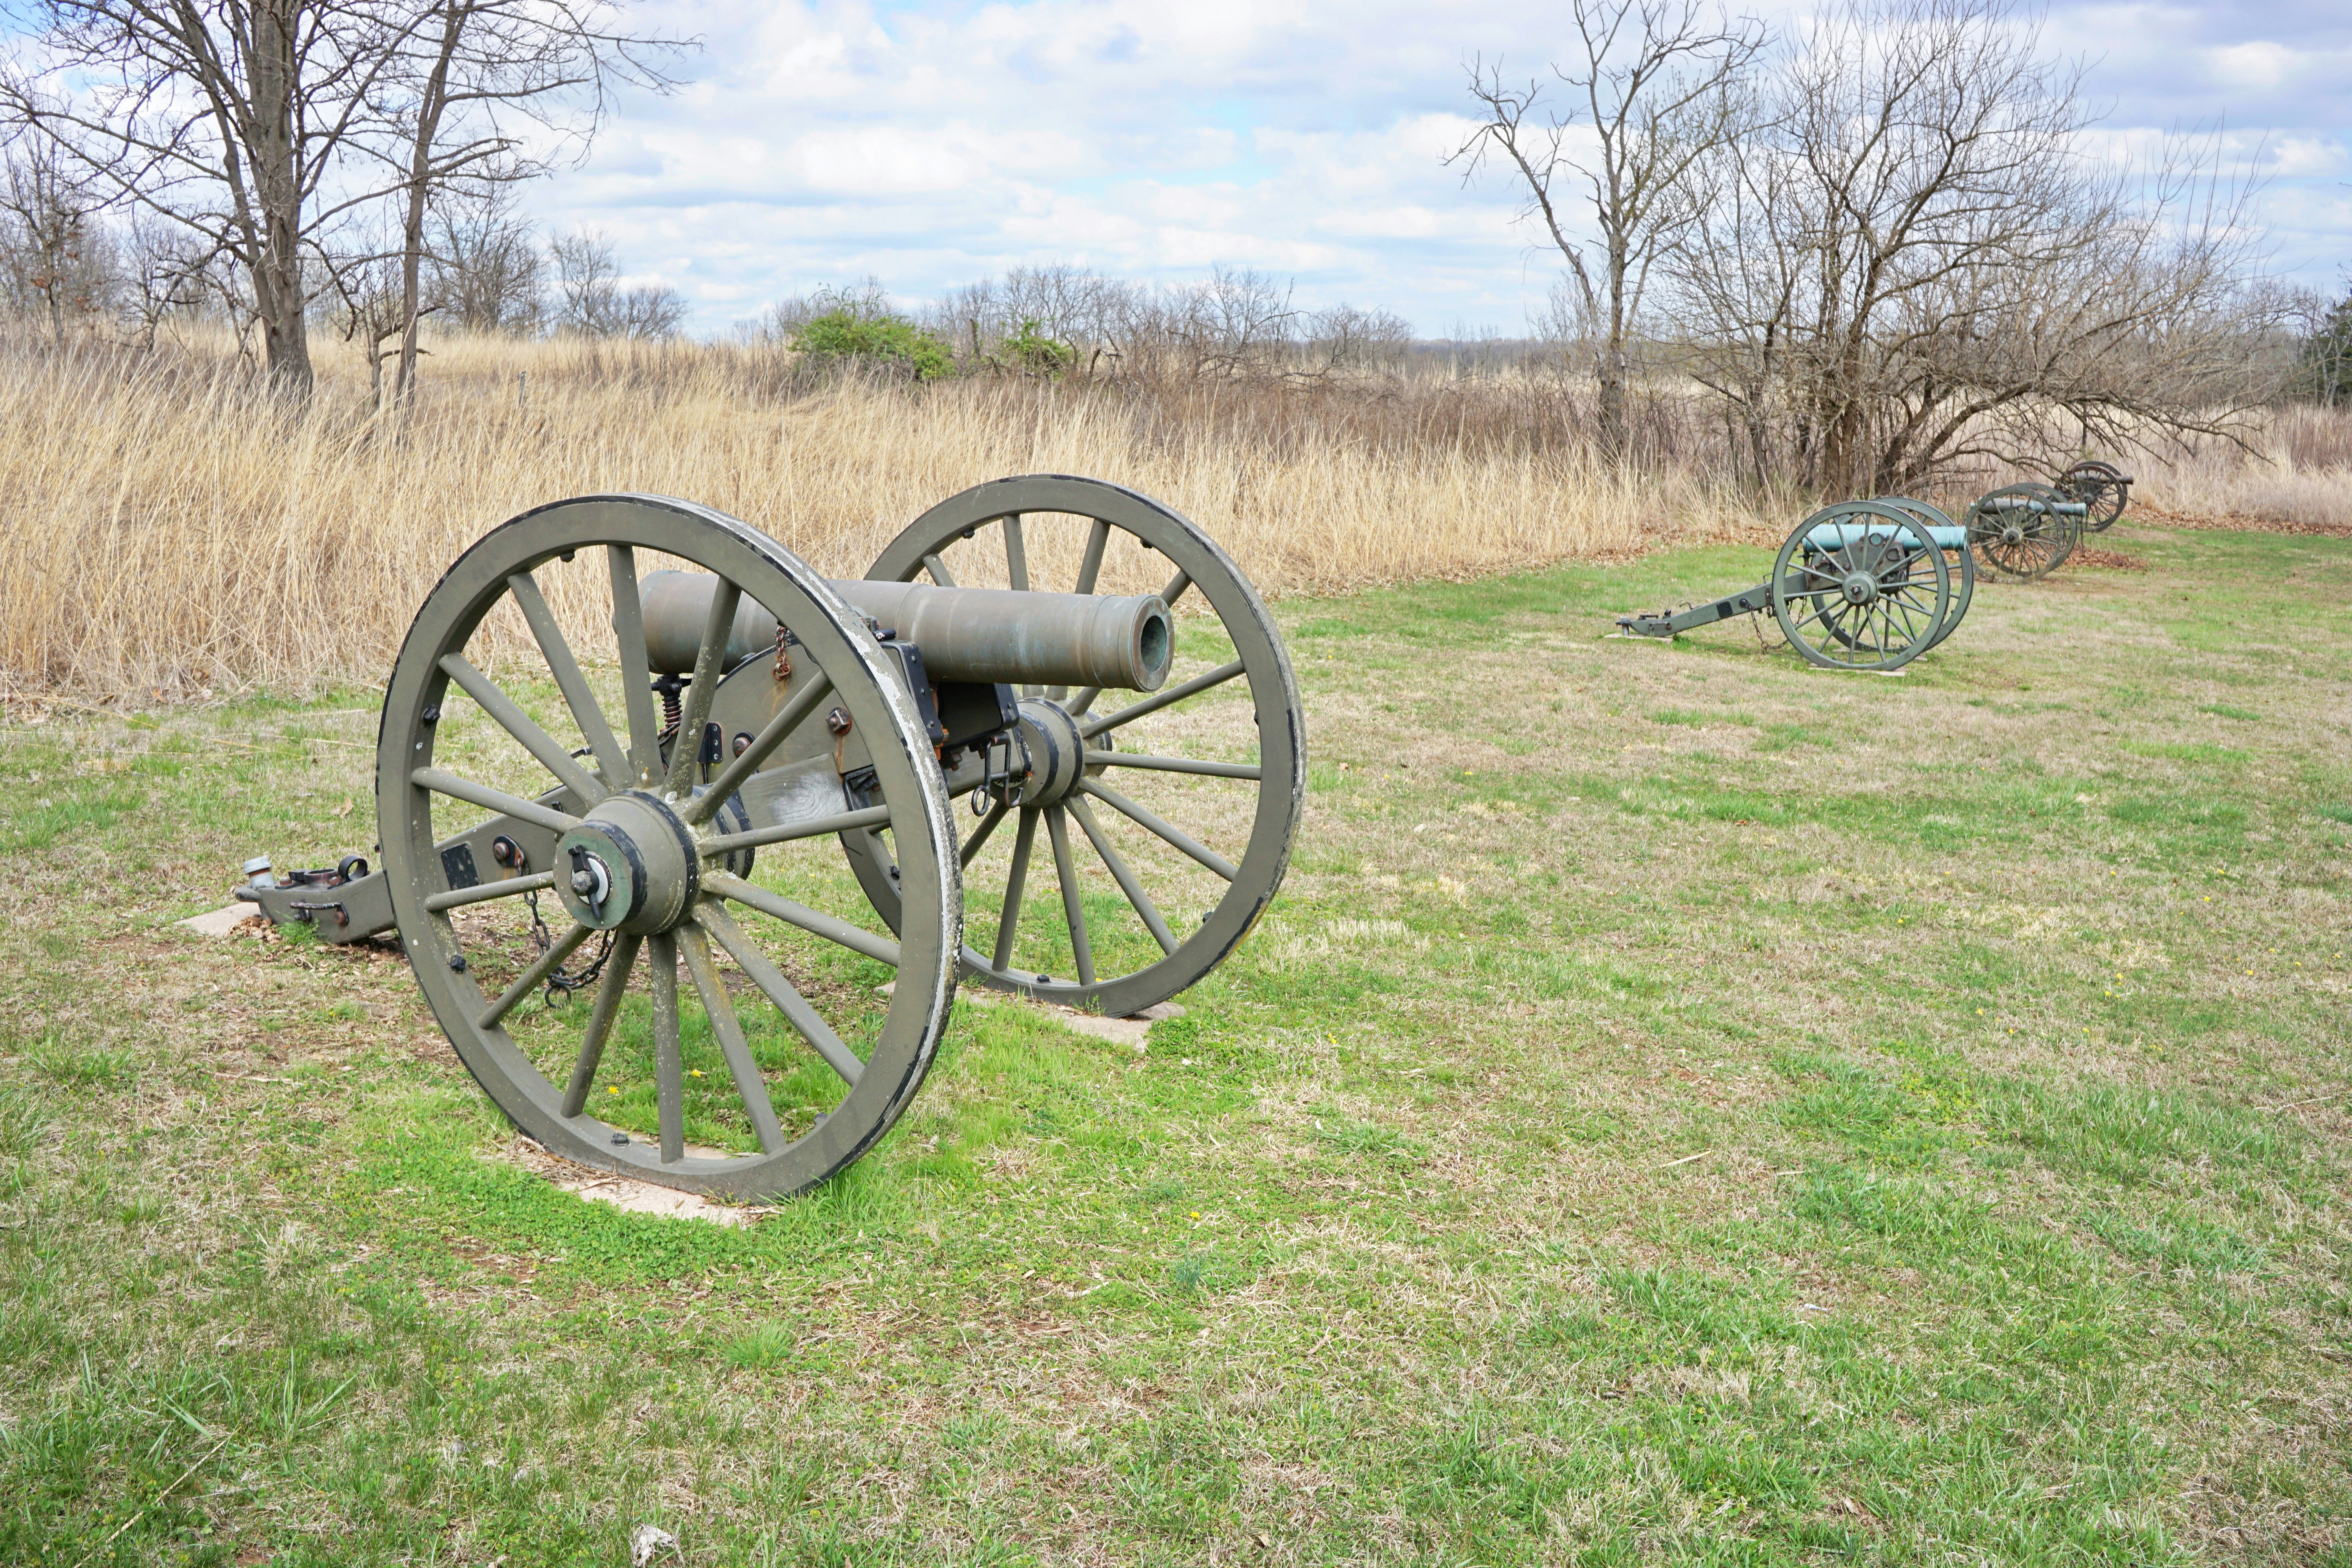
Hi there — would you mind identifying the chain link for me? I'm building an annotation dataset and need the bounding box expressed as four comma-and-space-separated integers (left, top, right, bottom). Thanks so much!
526, 886, 613, 1007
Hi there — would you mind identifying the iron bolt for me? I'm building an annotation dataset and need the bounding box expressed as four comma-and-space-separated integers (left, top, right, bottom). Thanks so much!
732, 731, 753, 758
448, 953, 467, 972
826, 708, 852, 736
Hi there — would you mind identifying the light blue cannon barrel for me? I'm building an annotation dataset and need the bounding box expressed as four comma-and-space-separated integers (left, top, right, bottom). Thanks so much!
1802, 521, 1970, 551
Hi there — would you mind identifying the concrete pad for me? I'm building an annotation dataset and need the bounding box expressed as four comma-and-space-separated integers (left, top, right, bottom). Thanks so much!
1061, 998, 1189, 1045
559, 1175, 757, 1227
512, 1140, 758, 1227
179, 903, 258, 937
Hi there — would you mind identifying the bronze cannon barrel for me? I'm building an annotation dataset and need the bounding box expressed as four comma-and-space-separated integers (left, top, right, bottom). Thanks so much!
639, 571, 1174, 691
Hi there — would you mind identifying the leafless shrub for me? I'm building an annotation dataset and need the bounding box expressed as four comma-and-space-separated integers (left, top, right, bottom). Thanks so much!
421, 190, 543, 335
0, 137, 114, 340
548, 230, 684, 340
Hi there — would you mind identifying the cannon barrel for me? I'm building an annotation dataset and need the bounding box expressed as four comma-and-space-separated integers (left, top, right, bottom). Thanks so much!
639, 571, 1174, 691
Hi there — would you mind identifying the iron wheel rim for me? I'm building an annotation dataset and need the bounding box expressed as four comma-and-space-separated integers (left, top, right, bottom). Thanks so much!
376, 494, 959, 1200
849, 474, 1305, 1018
1772, 500, 1951, 671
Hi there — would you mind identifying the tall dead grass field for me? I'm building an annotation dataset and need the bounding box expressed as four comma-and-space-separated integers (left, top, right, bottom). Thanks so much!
4, 329, 2348, 698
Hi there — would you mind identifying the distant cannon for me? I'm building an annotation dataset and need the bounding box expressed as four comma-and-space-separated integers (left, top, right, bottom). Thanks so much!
1964, 482, 2091, 581
2054, 459, 2132, 534
238, 477, 1305, 1200
1615, 497, 1972, 672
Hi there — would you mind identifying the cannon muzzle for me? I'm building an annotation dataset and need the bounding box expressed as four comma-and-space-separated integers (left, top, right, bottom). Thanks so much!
639, 572, 1174, 691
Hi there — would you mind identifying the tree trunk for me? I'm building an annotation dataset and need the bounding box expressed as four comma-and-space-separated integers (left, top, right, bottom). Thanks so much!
395, 5, 463, 405
1596, 248, 1628, 456
245, 0, 314, 396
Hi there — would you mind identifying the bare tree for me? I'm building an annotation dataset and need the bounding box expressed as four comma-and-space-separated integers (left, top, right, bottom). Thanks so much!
420, 185, 539, 333
327, 227, 410, 405
1452, 0, 1765, 455
377, 0, 682, 400
0, 0, 425, 392
549, 227, 681, 338
120, 206, 209, 347
0, 134, 113, 339
1666, 0, 2274, 493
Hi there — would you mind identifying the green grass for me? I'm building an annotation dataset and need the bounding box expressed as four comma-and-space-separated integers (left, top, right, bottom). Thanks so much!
2, 521, 2350, 1564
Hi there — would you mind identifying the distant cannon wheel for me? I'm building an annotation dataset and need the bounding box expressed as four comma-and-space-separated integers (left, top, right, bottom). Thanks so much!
848, 475, 1307, 1018
1771, 500, 1951, 672
1966, 482, 2078, 580
2056, 460, 2130, 533
1874, 496, 1973, 651
376, 495, 960, 1200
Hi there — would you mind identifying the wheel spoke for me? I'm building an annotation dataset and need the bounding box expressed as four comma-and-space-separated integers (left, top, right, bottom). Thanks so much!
992, 808, 1040, 971
1070, 795, 1176, 954
697, 901, 864, 1086
608, 546, 662, 786
561, 931, 642, 1116
425, 870, 556, 913
921, 552, 957, 587
508, 570, 630, 788
1079, 779, 1238, 880
437, 654, 608, 806
1086, 750, 1261, 780
1074, 518, 1111, 596
1004, 513, 1029, 591
412, 767, 580, 837
647, 933, 685, 1163
706, 871, 902, 968
699, 803, 891, 860
1161, 567, 1192, 609
665, 577, 741, 797
683, 672, 837, 825
1082, 658, 1247, 739
677, 922, 787, 1154
1045, 805, 1095, 987
963, 799, 1009, 867
475, 920, 594, 1030
1044, 517, 1111, 702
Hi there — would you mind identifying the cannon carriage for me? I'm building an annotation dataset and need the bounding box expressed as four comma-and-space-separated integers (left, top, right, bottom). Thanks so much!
1615, 497, 1974, 671
1613, 474, 2117, 666
240, 476, 1304, 1200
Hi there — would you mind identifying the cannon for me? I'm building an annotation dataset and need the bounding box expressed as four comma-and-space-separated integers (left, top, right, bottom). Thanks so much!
237, 477, 1305, 1200
1614, 497, 1974, 672
1964, 481, 2091, 580
2054, 459, 2132, 534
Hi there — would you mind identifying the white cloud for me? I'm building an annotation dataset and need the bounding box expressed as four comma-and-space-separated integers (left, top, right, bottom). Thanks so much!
527, 0, 2352, 331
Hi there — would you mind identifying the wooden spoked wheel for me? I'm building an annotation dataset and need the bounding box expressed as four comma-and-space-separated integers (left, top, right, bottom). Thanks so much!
843, 475, 1305, 1018
1771, 500, 1951, 672
376, 495, 959, 1200
1967, 482, 2078, 579
2057, 460, 2129, 533
1872, 496, 1974, 651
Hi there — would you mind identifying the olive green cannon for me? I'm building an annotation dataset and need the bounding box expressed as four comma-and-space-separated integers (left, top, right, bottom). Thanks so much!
238, 477, 1304, 1200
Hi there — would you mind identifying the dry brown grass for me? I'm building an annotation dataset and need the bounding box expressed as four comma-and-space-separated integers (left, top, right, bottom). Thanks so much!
5, 325, 2349, 698
0, 330, 1769, 698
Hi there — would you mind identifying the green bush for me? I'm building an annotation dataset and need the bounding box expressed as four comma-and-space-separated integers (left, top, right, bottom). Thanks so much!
794, 309, 955, 381
999, 318, 1075, 376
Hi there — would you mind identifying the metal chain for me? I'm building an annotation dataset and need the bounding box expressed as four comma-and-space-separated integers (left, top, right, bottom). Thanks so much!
526, 886, 613, 1007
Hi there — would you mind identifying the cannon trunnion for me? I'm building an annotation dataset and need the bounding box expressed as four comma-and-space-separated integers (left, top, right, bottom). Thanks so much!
241, 477, 1305, 1201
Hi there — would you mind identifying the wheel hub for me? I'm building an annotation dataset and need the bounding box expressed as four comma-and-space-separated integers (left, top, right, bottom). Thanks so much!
1840, 571, 1880, 606
2001, 524, 2025, 545
1009, 697, 1086, 807
553, 791, 701, 933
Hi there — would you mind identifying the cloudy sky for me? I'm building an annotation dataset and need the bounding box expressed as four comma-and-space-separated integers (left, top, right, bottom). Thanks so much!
535, 0, 2352, 336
